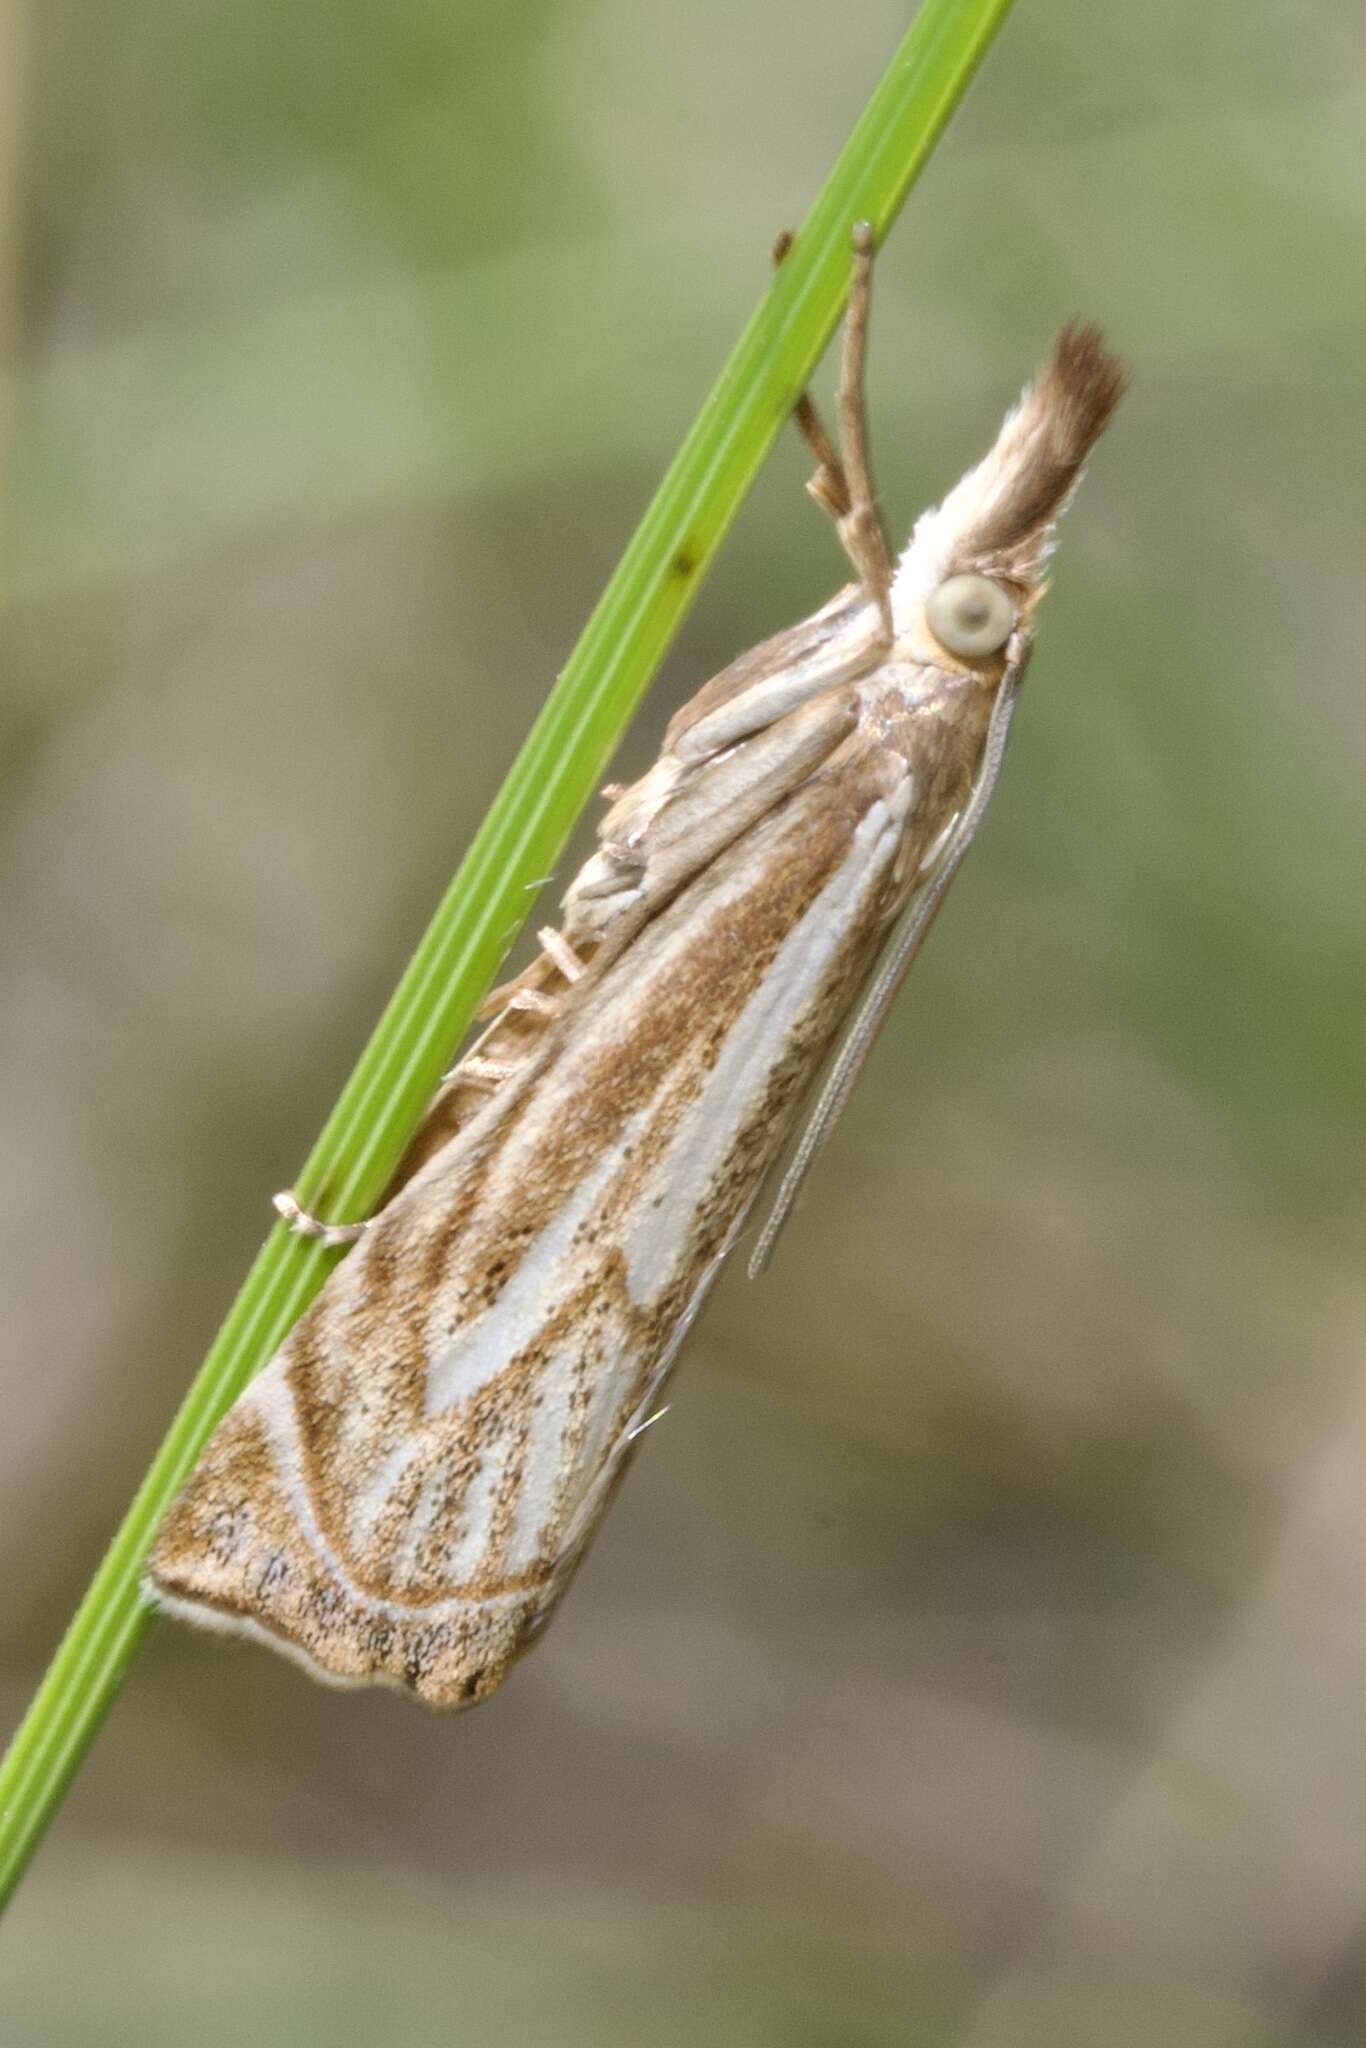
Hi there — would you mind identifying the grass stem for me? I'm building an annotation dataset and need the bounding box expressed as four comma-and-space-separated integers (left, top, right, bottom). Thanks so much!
0, 0, 1018, 1912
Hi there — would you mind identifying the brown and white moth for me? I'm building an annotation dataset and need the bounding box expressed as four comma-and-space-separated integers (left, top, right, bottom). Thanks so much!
148, 231, 1125, 1707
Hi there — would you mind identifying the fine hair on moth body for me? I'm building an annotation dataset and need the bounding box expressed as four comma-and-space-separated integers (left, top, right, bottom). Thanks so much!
148, 227, 1126, 1710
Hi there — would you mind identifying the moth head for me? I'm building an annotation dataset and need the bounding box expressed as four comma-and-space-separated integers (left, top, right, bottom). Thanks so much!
894, 323, 1127, 670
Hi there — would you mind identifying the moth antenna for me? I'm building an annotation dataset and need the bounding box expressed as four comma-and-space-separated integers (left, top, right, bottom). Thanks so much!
626, 1404, 671, 1443
747, 656, 1025, 1278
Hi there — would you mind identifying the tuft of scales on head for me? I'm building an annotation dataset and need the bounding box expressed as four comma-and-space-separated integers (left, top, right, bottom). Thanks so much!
893, 323, 1128, 631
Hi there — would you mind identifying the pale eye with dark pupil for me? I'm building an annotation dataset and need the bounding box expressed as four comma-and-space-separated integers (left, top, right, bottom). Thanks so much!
925, 573, 1016, 658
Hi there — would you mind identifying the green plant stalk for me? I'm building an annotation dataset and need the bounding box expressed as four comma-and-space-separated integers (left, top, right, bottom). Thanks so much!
0, 0, 1019, 1911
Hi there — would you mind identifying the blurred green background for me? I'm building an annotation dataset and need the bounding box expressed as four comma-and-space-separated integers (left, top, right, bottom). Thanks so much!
4, 2, 1365, 2042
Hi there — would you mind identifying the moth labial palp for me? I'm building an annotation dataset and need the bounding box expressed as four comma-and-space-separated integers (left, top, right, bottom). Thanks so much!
148, 229, 1126, 1710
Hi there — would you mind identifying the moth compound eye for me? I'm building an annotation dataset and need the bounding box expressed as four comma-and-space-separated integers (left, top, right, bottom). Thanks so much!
925, 574, 1016, 658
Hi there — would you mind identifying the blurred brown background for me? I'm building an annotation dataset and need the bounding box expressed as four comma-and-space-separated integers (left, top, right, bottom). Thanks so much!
4, 2, 1366, 2041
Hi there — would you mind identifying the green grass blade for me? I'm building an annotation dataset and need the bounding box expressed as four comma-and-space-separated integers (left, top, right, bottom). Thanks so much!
0, 0, 1018, 1912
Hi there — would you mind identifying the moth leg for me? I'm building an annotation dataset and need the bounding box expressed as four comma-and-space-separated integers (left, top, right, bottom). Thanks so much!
272, 1188, 368, 1248
771, 230, 852, 525
833, 224, 895, 640
505, 984, 560, 1017
379, 923, 593, 1200
536, 924, 588, 984
773, 225, 894, 638
458, 1055, 522, 1085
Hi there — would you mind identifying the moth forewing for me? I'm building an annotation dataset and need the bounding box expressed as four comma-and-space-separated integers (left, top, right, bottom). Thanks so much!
148, 261, 1125, 1707
747, 639, 1029, 1278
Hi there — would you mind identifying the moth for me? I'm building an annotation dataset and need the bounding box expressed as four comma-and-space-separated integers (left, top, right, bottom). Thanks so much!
148, 230, 1125, 1707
